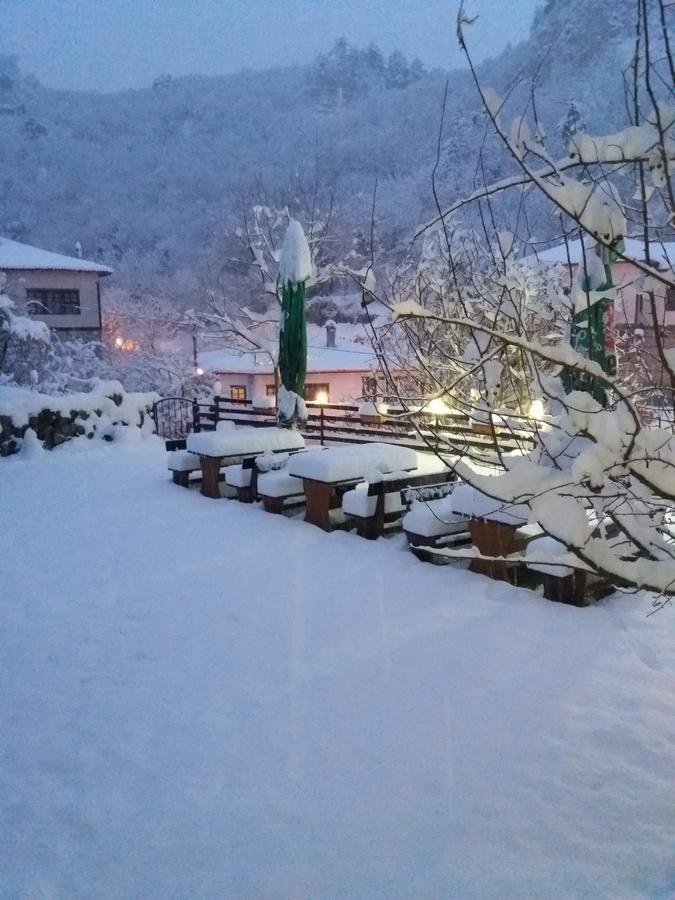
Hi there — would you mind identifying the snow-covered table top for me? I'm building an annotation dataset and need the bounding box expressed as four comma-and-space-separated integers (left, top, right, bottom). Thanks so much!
525, 536, 587, 577
186, 426, 304, 458
450, 483, 529, 526
287, 442, 418, 484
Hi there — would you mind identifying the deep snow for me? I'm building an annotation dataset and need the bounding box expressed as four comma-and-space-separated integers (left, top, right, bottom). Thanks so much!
1, 438, 674, 899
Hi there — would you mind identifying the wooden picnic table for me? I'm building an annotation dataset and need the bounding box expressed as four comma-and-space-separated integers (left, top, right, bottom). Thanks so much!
287, 442, 420, 531
450, 483, 534, 582
186, 427, 305, 499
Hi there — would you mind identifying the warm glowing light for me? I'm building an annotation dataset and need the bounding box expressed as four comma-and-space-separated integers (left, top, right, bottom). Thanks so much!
114, 335, 137, 351
423, 397, 452, 416
196, 367, 204, 376
529, 399, 545, 420
315, 390, 329, 405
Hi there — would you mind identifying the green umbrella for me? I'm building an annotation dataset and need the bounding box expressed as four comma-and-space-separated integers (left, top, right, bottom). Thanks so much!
563, 242, 618, 407
277, 219, 311, 427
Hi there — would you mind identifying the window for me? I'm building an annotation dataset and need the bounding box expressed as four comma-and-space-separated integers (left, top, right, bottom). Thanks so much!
230, 385, 247, 401
266, 384, 277, 397
26, 288, 80, 315
666, 287, 675, 312
305, 383, 330, 402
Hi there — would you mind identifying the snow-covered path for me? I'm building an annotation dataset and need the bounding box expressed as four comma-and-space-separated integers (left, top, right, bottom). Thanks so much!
1, 439, 674, 899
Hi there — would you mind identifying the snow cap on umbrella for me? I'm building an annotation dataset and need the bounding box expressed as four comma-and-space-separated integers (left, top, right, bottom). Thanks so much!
279, 219, 313, 286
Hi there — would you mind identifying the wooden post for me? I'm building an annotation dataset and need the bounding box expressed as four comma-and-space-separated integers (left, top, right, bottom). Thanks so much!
320, 405, 325, 446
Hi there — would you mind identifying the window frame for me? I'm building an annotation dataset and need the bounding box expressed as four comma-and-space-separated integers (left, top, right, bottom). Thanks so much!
230, 385, 247, 401
26, 288, 81, 316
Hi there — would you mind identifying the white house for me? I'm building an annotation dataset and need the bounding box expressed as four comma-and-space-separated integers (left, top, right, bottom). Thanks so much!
198, 323, 387, 404
0, 236, 113, 341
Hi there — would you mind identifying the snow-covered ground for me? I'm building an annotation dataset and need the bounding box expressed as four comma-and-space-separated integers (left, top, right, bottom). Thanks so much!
1, 438, 674, 899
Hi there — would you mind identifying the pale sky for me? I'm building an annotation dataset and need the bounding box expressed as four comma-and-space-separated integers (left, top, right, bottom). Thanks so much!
0, 0, 541, 93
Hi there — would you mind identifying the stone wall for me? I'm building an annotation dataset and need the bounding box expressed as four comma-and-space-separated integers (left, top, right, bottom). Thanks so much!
0, 386, 156, 456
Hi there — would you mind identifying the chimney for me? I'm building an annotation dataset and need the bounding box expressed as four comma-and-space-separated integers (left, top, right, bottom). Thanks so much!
325, 320, 336, 348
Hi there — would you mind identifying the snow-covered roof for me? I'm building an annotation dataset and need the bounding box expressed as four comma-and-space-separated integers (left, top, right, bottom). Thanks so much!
522, 238, 675, 269
0, 237, 113, 275
199, 337, 379, 375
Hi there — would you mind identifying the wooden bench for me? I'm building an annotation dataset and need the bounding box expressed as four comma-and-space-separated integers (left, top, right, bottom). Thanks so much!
344, 473, 457, 540
402, 487, 472, 560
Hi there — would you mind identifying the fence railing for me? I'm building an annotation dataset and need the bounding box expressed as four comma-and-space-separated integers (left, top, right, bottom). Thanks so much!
184, 396, 536, 458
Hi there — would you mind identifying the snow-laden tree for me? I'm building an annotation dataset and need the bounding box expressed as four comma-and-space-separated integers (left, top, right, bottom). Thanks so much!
0, 273, 51, 385
379, 0, 675, 604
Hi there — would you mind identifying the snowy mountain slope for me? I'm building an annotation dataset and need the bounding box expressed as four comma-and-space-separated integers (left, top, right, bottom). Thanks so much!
0, 0, 643, 293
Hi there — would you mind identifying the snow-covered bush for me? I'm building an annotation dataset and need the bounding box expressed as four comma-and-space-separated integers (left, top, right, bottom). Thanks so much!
0, 274, 51, 383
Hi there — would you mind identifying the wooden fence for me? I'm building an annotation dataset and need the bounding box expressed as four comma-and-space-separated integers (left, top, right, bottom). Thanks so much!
186, 396, 536, 459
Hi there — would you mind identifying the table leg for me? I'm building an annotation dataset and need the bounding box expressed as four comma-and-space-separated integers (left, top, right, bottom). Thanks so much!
200, 456, 222, 498
303, 480, 335, 531
469, 518, 517, 582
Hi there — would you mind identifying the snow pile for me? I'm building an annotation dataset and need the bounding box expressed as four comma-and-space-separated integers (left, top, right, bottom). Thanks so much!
278, 219, 313, 285
287, 442, 418, 482
358, 400, 388, 417
255, 451, 289, 472
277, 385, 307, 427
186, 426, 304, 458
252, 392, 276, 410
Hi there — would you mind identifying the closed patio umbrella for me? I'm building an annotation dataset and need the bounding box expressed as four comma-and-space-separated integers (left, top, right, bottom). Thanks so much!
277, 219, 312, 427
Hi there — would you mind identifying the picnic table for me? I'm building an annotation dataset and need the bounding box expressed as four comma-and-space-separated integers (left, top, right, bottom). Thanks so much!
186, 426, 305, 498
450, 483, 536, 582
286, 442, 419, 531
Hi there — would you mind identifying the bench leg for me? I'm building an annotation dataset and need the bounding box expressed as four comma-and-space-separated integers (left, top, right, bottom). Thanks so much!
356, 516, 382, 540
200, 456, 222, 499
469, 518, 517, 582
263, 496, 285, 514
172, 470, 190, 487
543, 571, 588, 606
237, 485, 256, 503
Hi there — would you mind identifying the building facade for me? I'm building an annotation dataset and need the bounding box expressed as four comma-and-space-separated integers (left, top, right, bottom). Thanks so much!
198, 324, 388, 405
0, 237, 112, 341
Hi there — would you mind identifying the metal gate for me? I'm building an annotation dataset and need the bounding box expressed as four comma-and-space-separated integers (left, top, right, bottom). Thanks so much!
152, 397, 197, 446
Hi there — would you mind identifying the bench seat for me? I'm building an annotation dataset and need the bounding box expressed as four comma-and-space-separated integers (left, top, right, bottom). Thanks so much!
225, 464, 252, 489
167, 449, 201, 472
342, 483, 405, 519
403, 495, 470, 546
167, 449, 202, 486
